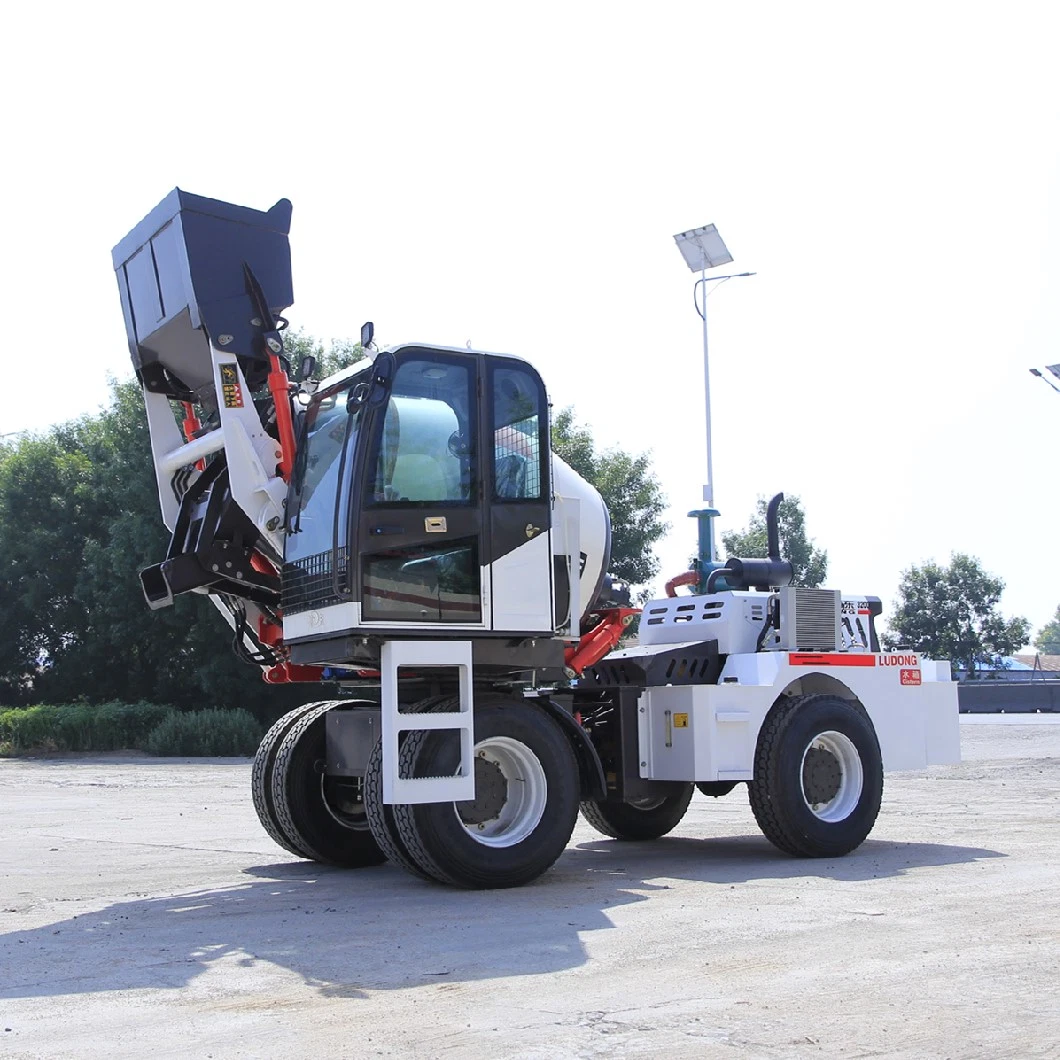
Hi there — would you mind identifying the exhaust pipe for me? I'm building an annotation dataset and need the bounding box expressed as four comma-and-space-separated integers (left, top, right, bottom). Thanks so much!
766, 492, 784, 560
705, 491, 793, 593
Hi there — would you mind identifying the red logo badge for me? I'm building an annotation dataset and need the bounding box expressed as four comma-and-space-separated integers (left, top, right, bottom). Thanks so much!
900, 668, 921, 686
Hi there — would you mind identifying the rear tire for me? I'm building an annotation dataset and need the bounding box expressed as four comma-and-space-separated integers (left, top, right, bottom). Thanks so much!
394, 696, 580, 889
580, 785, 694, 840
270, 702, 387, 868
696, 781, 738, 799
251, 700, 329, 858
748, 694, 883, 858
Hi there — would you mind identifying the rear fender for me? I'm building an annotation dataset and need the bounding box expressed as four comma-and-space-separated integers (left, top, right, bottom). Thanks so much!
778, 671, 861, 707
535, 696, 607, 800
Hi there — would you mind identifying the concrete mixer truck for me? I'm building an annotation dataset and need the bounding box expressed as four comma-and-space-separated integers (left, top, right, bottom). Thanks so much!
112, 190, 960, 890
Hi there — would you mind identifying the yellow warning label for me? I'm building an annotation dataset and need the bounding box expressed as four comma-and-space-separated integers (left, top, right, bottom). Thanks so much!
219, 365, 243, 408
673, 713, 689, 728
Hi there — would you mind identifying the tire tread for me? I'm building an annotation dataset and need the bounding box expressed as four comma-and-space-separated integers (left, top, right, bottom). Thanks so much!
394, 696, 579, 889
251, 700, 329, 858
271, 701, 386, 868
364, 697, 453, 882
748, 694, 883, 858
579, 785, 694, 840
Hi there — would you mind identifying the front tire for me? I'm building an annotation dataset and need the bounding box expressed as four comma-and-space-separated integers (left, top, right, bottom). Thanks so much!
270, 702, 387, 868
394, 696, 580, 889
251, 700, 330, 859
580, 785, 694, 840
748, 694, 883, 858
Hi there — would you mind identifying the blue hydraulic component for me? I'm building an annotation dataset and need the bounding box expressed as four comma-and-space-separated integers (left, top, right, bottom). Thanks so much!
698, 492, 793, 595
688, 507, 730, 594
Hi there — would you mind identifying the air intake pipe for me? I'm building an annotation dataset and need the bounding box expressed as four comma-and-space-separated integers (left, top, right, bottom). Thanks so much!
705, 492, 794, 593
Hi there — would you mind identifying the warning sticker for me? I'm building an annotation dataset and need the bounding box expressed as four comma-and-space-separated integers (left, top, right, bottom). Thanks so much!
900, 668, 921, 686
673, 713, 689, 728
219, 363, 243, 409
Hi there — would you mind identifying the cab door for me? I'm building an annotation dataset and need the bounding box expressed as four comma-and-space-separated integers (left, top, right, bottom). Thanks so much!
355, 349, 486, 630
485, 358, 554, 634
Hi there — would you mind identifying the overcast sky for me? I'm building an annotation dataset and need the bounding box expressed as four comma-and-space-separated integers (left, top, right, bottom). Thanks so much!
1, 2, 1056, 643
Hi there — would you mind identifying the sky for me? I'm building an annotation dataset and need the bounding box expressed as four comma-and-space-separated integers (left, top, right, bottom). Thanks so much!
1, 2, 1057, 644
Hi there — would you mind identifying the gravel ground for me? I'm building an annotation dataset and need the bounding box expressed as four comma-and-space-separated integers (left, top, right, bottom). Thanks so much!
1, 718, 1058, 1059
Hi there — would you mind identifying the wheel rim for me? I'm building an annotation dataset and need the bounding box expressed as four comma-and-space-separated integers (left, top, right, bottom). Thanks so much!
320, 773, 370, 831
453, 736, 547, 848
800, 730, 863, 822
627, 796, 666, 811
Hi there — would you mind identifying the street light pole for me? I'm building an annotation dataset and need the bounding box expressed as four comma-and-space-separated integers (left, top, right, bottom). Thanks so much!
673, 224, 756, 588
700, 266, 714, 506
693, 269, 756, 506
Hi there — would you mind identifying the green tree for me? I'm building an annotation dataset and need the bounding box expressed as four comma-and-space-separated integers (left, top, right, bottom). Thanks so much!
282, 329, 366, 380
550, 407, 668, 588
721, 495, 828, 588
884, 553, 1031, 676
1034, 604, 1060, 655
0, 432, 105, 703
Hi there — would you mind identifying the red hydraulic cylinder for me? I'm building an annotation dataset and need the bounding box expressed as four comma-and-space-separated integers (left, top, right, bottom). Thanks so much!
564, 607, 640, 677
267, 354, 296, 482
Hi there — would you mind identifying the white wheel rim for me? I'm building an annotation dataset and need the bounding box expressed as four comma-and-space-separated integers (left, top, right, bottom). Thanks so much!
454, 736, 547, 848
800, 730, 863, 822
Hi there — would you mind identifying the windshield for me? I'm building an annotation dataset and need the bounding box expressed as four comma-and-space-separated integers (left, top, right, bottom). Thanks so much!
285, 375, 366, 565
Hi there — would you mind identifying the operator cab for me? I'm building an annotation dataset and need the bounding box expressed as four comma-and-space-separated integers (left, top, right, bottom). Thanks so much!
282, 344, 560, 655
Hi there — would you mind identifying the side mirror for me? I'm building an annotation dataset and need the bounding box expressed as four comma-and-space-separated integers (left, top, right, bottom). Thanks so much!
360, 320, 375, 349
299, 355, 317, 382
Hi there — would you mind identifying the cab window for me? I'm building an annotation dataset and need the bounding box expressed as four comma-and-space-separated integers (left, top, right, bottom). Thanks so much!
362, 538, 481, 622
491, 364, 546, 500
368, 357, 476, 505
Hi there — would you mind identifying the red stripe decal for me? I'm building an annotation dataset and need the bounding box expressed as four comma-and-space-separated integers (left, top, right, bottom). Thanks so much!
788, 653, 876, 667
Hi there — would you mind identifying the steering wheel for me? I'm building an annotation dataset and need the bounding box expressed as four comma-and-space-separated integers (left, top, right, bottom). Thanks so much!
448, 431, 471, 457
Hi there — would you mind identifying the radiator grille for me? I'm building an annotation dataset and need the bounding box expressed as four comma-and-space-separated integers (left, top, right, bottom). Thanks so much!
781, 588, 841, 651
282, 547, 347, 614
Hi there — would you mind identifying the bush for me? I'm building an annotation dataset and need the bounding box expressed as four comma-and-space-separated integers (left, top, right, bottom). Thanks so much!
0, 702, 263, 757
0, 701, 174, 754
144, 708, 263, 757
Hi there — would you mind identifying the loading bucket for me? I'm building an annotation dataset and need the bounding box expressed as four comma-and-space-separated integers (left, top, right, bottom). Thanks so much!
112, 189, 293, 402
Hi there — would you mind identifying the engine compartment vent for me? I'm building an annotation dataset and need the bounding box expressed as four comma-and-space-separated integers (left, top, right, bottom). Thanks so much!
777, 588, 842, 651
582, 640, 722, 689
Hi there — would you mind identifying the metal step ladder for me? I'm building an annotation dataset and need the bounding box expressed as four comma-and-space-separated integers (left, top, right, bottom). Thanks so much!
380, 640, 475, 804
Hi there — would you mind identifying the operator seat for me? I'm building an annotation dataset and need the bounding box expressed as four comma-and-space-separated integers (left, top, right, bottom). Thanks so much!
391, 454, 450, 501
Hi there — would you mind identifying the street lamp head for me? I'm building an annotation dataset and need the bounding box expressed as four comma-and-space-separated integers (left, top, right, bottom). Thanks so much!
674, 223, 734, 272
1029, 364, 1060, 394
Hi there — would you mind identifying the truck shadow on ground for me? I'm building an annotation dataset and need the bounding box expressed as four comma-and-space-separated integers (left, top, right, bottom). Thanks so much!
1, 833, 1001, 1002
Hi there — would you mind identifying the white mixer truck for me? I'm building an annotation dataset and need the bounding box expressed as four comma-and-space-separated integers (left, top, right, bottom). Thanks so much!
112, 190, 960, 889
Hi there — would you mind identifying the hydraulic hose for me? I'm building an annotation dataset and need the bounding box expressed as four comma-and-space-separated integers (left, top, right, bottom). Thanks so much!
665, 570, 698, 597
